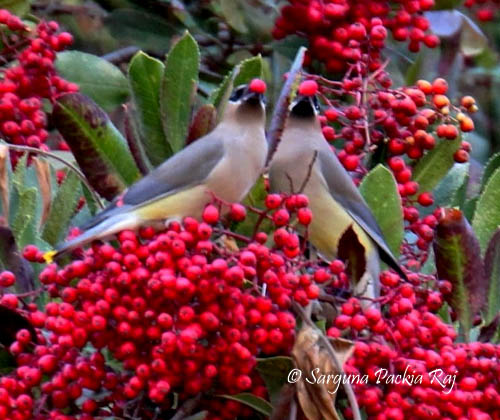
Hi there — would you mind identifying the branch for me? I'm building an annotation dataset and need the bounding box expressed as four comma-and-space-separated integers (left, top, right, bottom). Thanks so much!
298, 151, 318, 193
266, 47, 307, 166
292, 302, 362, 420
3, 143, 104, 209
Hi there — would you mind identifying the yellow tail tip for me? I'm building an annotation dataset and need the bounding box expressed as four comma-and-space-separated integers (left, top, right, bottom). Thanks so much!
43, 250, 57, 264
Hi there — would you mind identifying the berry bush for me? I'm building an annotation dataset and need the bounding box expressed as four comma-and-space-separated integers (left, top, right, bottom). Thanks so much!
0, 1, 500, 419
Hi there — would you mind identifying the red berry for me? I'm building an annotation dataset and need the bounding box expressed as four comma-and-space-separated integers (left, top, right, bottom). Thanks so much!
248, 78, 266, 94
298, 80, 318, 96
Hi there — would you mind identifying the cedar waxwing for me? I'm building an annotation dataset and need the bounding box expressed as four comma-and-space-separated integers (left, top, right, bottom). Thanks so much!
44, 81, 268, 262
269, 93, 406, 298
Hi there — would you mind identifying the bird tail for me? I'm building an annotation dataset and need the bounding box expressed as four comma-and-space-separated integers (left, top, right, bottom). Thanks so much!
43, 212, 140, 263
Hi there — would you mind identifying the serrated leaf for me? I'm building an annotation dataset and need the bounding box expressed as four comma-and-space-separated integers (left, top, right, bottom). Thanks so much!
53, 93, 140, 200
480, 152, 500, 193
12, 188, 36, 248
434, 209, 487, 337
484, 229, 500, 322
360, 165, 404, 257
128, 51, 172, 167
210, 56, 263, 118
412, 137, 461, 194
472, 167, 500, 254
256, 356, 294, 405
233, 56, 263, 87
42, 172, 81, 247
161, 31, 200, 153
220, 393, 272, 417
56, 51, 130, 111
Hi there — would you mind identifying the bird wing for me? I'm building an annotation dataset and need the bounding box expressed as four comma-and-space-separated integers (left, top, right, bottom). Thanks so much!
81, 134, 225, 229
317, 148, 406, 278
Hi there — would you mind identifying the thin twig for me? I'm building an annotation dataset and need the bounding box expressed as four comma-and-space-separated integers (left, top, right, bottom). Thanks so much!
298, 151, 318, 194
169, 395, 202, 420
213, 228, 251, 244
3, 143, 105, 209
292, 302, 362, 420
266, 47, 307, 167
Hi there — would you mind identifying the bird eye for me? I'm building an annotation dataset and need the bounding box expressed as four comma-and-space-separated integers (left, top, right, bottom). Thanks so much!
230, 85, 246, 101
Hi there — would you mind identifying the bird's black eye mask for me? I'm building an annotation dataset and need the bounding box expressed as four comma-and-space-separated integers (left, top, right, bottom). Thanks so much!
230, 85, 247, 101
291, 95, 320, 117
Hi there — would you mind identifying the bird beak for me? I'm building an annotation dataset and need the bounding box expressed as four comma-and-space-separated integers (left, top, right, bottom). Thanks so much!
242, 89, 265, 106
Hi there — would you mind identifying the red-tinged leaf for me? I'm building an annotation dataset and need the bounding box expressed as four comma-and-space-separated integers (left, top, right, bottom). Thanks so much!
0, 226, 34, 293
187, 104, 216, 144
53, 93, 140, 200
0, 305, 36, 347
434, 208, 487, 335
338, 225, 366, 287
484, 228, 500, 322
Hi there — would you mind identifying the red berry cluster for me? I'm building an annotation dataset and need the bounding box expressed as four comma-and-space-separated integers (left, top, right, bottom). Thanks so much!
299, 73, 476, 262
330, 273, 500, 420
0, 9, 77, 162
273, 0, 439, 73
0, 194, 347, 419
464, 0, 500, 21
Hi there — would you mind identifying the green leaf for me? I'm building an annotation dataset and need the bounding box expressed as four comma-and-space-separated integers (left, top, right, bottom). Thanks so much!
219, 393, 272, 417
107, 9, 178, 54
480, 152, 500, 193
42, 172, 81, 247
412, 137, 461, 195
233, 56, 263, 87
53, 93, 140, 200
485, 229, 500, 322
256, 356, 294, 405
0, 0, 28, 15
472, 167, 500, 254
12, 188, 36, 248
432, 163, 469, 210
219, 0, 248, 33
360, 165, 404, 257
161, 31, 200, 153
129, 51, 172, 166
434, 209, 487, 337
56, 51, 130, 111
464, 197, 478, 222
